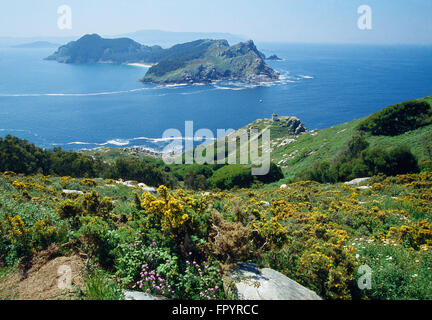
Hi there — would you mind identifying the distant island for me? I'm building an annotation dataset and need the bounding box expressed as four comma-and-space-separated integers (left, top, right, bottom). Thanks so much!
46, 34, 279, 85
13, 41, 61, 49
266, 54, 282, 61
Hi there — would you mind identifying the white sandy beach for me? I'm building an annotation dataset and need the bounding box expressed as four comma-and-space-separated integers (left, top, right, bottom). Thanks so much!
126, 63, 154, 68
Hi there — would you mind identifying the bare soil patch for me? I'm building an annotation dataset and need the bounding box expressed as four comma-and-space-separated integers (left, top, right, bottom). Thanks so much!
0, 246, 85, 300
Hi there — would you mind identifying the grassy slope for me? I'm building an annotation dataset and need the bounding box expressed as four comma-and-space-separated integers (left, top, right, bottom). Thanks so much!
265, 95, 432, 187
2, 95, 432, 300
1, 169, 432, 300
81, 96, 432, 188
81, 147, 162, 164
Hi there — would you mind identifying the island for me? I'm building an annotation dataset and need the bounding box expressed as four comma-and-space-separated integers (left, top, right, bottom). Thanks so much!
142, 39, 279, 85
45, 34, 165, 64
46, 34, 279, 85
266, 54, 282, 61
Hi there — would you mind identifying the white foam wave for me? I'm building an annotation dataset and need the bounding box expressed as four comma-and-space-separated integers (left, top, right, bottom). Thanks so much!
68, 139, 130, 147
0, 87, 154, 97
0, 71, 314, 98
66, 135, 216, 148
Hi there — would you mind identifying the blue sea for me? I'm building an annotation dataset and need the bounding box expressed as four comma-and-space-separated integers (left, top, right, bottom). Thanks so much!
0, 43, 431, 152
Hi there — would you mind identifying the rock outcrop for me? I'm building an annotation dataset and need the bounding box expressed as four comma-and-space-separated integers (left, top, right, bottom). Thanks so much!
123, 290, 164, 300
225, 263, 322, 300
276, 116, 307, 135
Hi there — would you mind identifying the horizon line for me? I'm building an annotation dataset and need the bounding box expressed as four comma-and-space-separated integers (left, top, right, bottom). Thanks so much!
1, 30, 432, 47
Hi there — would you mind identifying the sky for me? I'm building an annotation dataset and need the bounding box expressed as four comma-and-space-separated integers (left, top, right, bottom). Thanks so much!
0, 0, 431, 44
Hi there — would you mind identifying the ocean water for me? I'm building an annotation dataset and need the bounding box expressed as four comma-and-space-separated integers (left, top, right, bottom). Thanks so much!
0, 43, 431, 152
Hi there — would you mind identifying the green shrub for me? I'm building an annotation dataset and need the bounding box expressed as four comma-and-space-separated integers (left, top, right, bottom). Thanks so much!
171, 164, 215, 181
107, 158, 177, 188
256, 162, 284, 184
299, 133, 420, 183
0, 135, 51, 175
362, 145, 420, 177
115, 236, 179, 291
355, 243, 432, 300
358, 99, 432, 136
77, 215, 118, 268
0, 135, 178, 187
208, 165, 253, 190
184, 171, 208, 190
116, 236, 224, 300
80, 269, 124, 300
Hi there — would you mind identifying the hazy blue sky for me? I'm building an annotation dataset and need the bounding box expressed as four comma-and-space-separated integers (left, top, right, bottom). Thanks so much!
1, 0, 431, 44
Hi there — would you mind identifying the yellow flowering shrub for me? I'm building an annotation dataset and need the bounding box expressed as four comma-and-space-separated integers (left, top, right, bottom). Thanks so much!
78, 215, 114, 267
12, 180, 26, 190
138, 186, 208, 235
3, 215, 28, 244
60, 176, 72, 187
57, 199, 81, 220
12, 180, 46, 192
388, 219, 432, 249
81, 191, 113, 217
32, 217, 58, 249
79, 178, 98, 187
56, 192, 113, 228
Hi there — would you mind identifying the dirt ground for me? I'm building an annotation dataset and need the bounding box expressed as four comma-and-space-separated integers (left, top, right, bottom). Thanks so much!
0, 246, 85, 300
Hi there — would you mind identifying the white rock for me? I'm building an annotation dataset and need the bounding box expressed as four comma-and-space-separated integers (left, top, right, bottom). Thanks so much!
279, 139, 296, 147
260, 201, 270, 207
62, 190, 84, 195
344, 177, 371, 186
142, 186, 157, 192
226, 263, 322, 300
280, 184, 288, 189
138, 183, 157, 192
357, 186, 372, 190
123, 290, 163, 301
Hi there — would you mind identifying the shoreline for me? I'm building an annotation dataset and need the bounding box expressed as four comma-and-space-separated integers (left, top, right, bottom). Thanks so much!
126, 63, 155, 68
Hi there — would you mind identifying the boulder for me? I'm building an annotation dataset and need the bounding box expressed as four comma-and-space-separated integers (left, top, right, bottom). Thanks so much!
357, 186, 372, 190
225, 263, 322, 300
138, 183, 157, 192
260, 201, 270, 207
62, 190, 84, 195
123, 290, 164, 301
344, 177, 371, 186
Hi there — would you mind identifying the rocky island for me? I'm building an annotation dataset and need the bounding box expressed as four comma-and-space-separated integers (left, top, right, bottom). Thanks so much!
142, 39, 279, 84
46, 34, 279, 85
266, 54, 282, 61
45, 34, 165, 64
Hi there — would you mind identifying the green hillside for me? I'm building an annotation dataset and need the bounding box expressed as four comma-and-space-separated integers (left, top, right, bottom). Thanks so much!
1, 96, 432, 300
80, 96, 432, 191
249, 96, 432, 186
